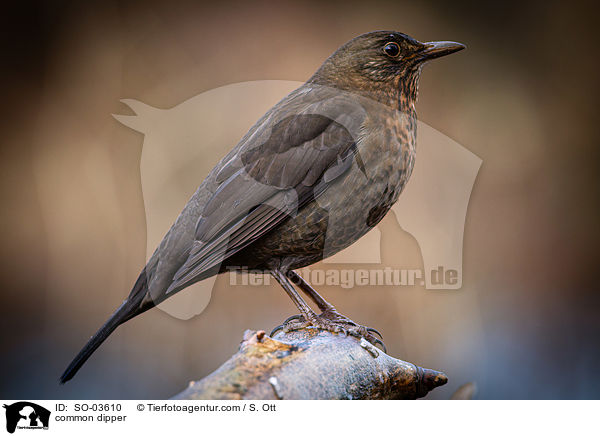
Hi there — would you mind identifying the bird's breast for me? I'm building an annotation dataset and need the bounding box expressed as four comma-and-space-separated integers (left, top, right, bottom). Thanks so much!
248, 109, 417, 269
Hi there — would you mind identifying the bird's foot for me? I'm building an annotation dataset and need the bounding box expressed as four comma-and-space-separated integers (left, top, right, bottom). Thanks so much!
270, 310, 386, 353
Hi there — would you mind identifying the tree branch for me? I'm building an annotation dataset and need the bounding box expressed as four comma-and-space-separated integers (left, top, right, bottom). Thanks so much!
171, 327, 447, 400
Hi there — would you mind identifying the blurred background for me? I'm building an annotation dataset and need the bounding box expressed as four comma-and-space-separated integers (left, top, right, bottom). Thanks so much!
1, 0, 598, 400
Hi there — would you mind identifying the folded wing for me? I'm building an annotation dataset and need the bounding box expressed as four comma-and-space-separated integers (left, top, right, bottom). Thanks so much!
167, 93, 367, 294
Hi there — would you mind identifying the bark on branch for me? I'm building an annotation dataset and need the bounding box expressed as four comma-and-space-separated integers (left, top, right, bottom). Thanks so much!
171, 327, 447, 400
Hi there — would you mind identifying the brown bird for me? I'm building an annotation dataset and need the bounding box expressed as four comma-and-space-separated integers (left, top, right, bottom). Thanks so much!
60, 31, 464, 383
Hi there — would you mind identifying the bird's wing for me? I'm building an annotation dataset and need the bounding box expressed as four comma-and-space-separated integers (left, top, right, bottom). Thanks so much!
166, 90, 367, 293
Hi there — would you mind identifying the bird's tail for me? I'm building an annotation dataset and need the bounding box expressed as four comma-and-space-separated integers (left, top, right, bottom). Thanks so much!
59, 270, 151, 384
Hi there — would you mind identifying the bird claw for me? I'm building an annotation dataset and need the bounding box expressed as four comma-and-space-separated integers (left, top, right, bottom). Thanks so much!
366, 327, 384, 340
269, 324, 284, 337
270, 314, 305, 337
283, 314, 305, 325
271, 312, 387, 353
335, 326, 349, 337
371, 336, 387, 354
270, 311, 387, 353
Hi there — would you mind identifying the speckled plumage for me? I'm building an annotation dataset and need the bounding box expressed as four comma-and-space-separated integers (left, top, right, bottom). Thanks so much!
230, 98, 416, 271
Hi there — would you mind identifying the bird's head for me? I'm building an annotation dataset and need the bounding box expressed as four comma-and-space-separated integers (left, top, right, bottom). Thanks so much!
310, 31, 465, 109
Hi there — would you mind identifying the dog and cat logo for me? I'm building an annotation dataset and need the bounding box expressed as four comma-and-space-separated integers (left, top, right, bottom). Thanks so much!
111, 80, 481, 320
3, 403, 50, 433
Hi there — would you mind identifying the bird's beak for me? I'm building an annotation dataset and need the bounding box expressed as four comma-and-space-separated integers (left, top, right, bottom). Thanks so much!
418, 41, 466, 61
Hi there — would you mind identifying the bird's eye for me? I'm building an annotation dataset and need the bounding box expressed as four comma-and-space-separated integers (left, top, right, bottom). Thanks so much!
383, 42, 400, 58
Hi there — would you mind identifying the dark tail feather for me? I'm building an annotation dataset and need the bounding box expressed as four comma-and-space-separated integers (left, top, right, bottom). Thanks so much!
60, 270, 151, 384
59, 299, 129, 384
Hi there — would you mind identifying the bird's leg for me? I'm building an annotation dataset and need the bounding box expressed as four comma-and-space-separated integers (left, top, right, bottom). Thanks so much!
287, 270, 385, 344
286, 270, 336, 313
272, 269, 386, 352
270, 269, 316, 323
